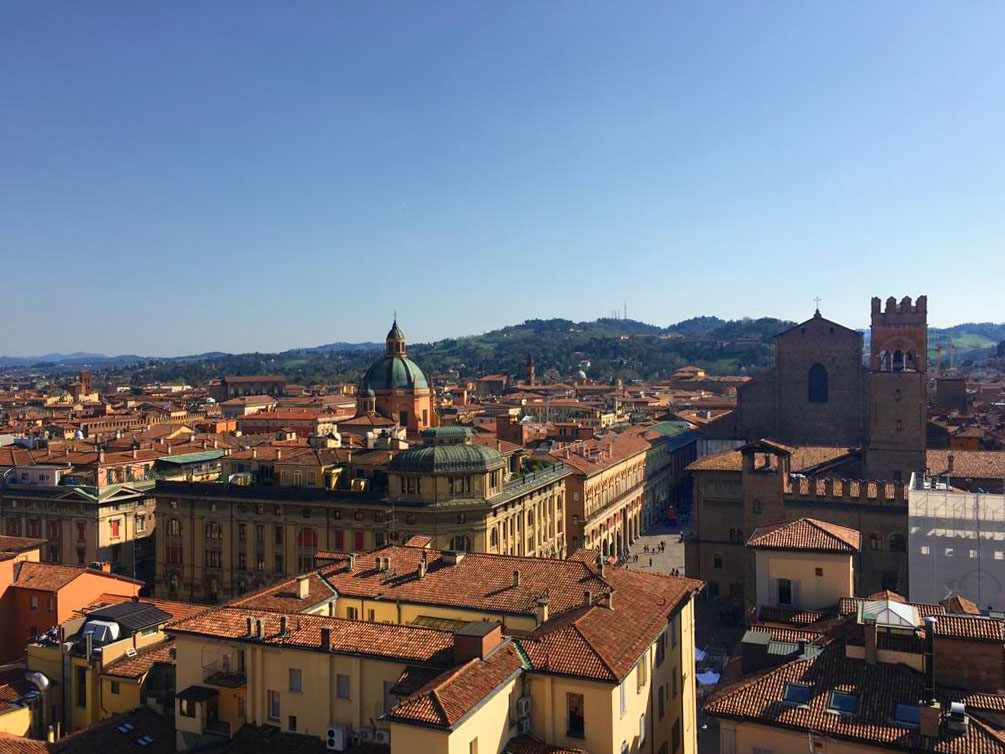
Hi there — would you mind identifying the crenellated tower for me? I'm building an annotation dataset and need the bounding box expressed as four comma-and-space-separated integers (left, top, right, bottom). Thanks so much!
866, 295, 927, 482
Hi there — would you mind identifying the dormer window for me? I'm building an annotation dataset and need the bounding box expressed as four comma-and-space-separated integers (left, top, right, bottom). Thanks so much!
828, 691, 857, 715
782, 683, 812, 706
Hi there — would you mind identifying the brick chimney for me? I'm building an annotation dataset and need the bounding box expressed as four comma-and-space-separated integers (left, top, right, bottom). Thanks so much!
453, 621, 503, 664
864, 619, 878, 665
320, 627, 331, 651
297, 575, 310, 600
535, 597, 550, 625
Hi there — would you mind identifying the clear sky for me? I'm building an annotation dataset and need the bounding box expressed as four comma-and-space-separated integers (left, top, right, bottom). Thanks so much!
3, 1, 1004, 356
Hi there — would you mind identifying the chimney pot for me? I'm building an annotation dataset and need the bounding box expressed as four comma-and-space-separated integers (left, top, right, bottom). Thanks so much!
583, 590, 592, 607
320, 627, 331, 650
347, 553, 355, 572
280, 616, 288, 636
246, 616, 253, 636
512, 569, 521, 587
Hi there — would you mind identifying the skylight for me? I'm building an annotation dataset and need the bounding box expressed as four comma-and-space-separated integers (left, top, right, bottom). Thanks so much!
782, 683, 812, 705
893, 703, 921, 727
829, 691, 857, 715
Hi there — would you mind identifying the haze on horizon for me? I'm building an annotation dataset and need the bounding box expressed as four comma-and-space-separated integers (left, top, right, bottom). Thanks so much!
3, 1, 1004, 357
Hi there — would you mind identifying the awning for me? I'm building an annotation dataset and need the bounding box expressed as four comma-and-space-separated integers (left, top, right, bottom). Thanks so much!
176, 685, 218, 702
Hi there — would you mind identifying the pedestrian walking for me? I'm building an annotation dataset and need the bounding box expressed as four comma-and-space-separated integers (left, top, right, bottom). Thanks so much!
649, 557, 653, 567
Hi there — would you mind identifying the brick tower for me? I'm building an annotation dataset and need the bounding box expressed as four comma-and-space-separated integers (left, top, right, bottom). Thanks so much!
866, 296, 927, 482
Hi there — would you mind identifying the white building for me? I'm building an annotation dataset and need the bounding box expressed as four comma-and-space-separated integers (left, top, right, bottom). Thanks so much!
908, 474, 1005, 612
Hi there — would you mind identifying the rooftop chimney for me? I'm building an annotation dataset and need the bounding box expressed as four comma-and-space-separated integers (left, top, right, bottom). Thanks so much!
864, 619, 878, 665
418, 560, 427, 579
583, 590, 592, 607
320, 627, 331, 651
276, 450, 282, 460
297, 575, 310, 600
924, 617, 937, 703
255, 618, 263, 638
347, 553, 356, 572
512, 569, 521, 588
453, 621, 503, 665
536, 597, 550, 625
246, 616, 253, 636
279, 616, 288, 636
602, 591, 613, 610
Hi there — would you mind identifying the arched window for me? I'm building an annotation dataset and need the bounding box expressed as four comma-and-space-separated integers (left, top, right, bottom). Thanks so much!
808, 363, 829, 403
490, 527, 499, 550
167, 519, 181, 537
449, 535, 471, 552
889, 533, 906, 553
870, 532, 883, 551
893, 350, 905, 372
297, 527, 318, 572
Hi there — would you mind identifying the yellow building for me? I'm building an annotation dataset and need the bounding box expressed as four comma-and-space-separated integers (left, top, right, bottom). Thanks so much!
746, 518, 860, 611
166, 545, 703, 754
154, 428, 569, 602
26, 595, 208, 734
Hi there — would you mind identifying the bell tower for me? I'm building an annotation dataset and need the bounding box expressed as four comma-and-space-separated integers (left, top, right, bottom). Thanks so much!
525, 352, 535, 385
866, 296, 927, 482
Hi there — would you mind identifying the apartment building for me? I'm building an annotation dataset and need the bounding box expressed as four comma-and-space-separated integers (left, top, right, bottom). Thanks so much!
154, 427, 570, 602
165, 545, 702, 754
553, 421, 698, 558
26, 595, 208, 734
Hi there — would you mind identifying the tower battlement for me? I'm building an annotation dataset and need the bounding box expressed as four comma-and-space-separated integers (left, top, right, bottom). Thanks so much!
871, 295, 927, 322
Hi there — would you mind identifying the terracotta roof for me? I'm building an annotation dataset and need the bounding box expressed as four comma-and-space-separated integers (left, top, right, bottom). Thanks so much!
0, 733, 47, 753
927, 450, 1005, 479
402, 535, 432, 548
839, 597, 945, 618
0, 536, 46, 554
11, 562, 139, 593
687, 445, 855, 473
103, 639, 175, 679
49, 707, 176, 753
746, 518, 861, 553
388, 642, 524, 728
504, 738, 587, 754
167, 607, 455, 667
314, 546, 613, 619
933, 615, 1005, 643
942, 594, 983, 615
756, 606, 829, 627
548, 432, 652, 475
868, 589, 907, 603
519, 568, 702, 682
231, 573, 335, 612
0, 670, 32, 714
705, 644, 1005, 753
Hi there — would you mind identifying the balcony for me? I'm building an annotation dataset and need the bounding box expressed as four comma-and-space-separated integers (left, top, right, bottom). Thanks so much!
203, 660, 246, 688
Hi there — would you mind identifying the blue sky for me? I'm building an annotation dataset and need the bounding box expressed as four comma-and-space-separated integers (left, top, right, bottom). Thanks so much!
2, 1, 1004, 356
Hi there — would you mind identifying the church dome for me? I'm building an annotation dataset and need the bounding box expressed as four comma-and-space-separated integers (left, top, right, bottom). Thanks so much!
361, 318, 429, 392
361, 355, 428, 391
389, 441, 505, 475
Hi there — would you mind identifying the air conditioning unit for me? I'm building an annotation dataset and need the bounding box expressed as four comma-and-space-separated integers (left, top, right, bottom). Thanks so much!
517, 717, 532, 735
358, 727, 374, 742
516, 695, 532, 718
325, 724, 348, 751
374, 729, 391, 744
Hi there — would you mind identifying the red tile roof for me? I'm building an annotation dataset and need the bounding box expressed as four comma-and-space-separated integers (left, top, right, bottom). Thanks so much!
388, 642, 524, 728
11, 562, 139, 593
519, 568, 702, 682
705, 645, 1005, 753
687, 445, 855, 473
314, 546, 613, 619
746, 518, 861, 553
102, 639, 175, 679
167, 607, 455, 667
78, 594, 210, 624
232, 573, 335, 612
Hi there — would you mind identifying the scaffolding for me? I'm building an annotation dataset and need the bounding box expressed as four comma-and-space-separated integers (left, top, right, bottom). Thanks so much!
908, 476, 1005, 612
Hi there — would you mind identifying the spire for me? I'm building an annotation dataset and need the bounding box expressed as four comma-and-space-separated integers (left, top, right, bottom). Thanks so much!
813, 296, 822, 318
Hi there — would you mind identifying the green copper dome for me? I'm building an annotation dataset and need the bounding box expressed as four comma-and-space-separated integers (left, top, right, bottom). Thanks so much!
361, 355, 429, 392
389, 443, 505, 474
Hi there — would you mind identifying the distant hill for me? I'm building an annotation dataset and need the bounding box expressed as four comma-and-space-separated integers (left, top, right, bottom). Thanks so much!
6, 316, 1003, 385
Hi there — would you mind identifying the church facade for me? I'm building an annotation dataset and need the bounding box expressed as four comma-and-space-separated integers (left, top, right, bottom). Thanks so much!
712, 295, 928, 483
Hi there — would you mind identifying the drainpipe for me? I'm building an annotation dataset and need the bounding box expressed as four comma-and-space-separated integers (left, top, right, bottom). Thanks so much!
25, 672, 49, 738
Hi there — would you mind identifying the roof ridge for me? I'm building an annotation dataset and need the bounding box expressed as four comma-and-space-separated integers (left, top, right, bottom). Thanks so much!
571, 620, 619, 681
